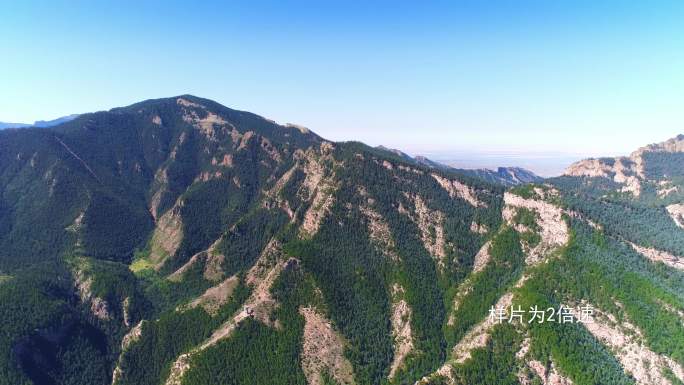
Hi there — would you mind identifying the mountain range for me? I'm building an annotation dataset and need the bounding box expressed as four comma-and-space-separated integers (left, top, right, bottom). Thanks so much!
1, 96, 683, 385
0, 114, 80, 130
375, 146, 543, 187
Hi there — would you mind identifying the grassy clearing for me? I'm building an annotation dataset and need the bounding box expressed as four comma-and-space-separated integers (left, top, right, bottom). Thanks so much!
130, 258, 155, 273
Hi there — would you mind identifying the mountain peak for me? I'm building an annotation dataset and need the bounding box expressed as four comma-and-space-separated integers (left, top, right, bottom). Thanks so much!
633, 133, 684, 155
563, 134, 684, 197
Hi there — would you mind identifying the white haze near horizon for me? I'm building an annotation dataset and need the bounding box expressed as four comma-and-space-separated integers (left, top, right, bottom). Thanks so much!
402, 147, 635, 177
415, 150, 589, 177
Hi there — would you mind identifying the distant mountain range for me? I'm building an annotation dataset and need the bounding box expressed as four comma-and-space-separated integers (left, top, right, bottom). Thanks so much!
0, 114, 79, 129
376, 145, 543, 186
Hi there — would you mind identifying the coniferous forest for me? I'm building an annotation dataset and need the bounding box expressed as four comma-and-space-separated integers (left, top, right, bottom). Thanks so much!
1, 96, 684, 385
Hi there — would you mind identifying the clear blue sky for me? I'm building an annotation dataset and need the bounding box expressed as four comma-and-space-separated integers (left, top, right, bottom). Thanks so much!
1, 0, 683, 157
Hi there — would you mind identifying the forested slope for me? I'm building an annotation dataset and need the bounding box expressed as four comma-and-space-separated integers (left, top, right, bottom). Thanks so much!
1, 97, 683, 385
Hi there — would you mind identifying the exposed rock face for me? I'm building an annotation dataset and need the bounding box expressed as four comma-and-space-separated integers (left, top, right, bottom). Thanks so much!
165, 246, 293, 385
285, 123, 310, 134
658, 298, 684, 322
564, 156, 642, 195
426, 190, 572, 385
72, 268, 110, 321
452, 292, 514, 364
245, 239, 282, 287
637, 134, 684, 154
359, 191, 400, 262
502, 191, 569, 265
431, 173, 486, 207
447, 277, 474, 327
667, 203, 684, 229
262, 163, 297, 218
570, 304, 684, 385
300, 307, 356, 385
410, 194, 447, 268
629, 242, 684, 270
300, 143, 338, 237
472, 241, 491, 274
65, 211, 85, 249
112, 321, 145, 385
567, 210, 602, 231
470, 221, 488, 234
149, 201, 184, 269
187, 276, 239, 314
564, 135, 684, 196
459, 167, 543, 187
564, 158, 614, 178
517, 337, 573, 385
177, 97, 232, 140
388, 284, 414, 379
419, 290, 519, 385
168, 238, 226, 282
521, 360, 574, 385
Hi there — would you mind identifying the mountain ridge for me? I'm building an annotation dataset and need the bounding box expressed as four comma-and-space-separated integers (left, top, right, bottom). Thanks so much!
374, 146, 543, 186
1, 96, 683, 385
0, 114, 79, 129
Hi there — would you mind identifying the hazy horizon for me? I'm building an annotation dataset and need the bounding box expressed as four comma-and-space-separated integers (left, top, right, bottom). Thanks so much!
2, 1, 683, 163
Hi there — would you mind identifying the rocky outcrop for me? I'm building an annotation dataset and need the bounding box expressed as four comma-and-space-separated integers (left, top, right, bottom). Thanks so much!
570, 304, 684, 385
187, 276, 239, 314
629, 242, 684, 270
472, 241, 492, 274
300, 143, 339, 237
359, 190, 400, 262
72, 263, 111, 321
666, 203, 684, 229
168, 238, 226, 282
177, 97, 232, 140
300, 307, 356, 385
520, 360, 573, 385
431, 173, 486, 207
164, 246, 294, 385
502, 191, 569, 265
418, 290, 517, 385
388, 284, 414, 379
149, 200, 184, 269
428, 190, 572, 385
262, 163, 298, 218
564, 135, 684, 197
470, 221, 488, 234
409, 194, 447, 269
451, 292, 514, 364
112, 321, 144, 385
564, 158, 614, 178
636, 134, 684, 155
658, 181, 679, 198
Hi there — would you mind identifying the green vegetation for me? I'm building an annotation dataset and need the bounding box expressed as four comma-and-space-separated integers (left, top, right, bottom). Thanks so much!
2, 97, 684, 385
445, 227, 524, 346
558, 192, 684, 255
450, 324, 521, 385
509, 220, 684, 384
181, 259, 312, 385
514, 275, 634, 385
0, 262, 111, 385
509, 183, 540, 199
116, 281, 250, 385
